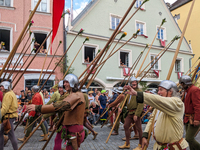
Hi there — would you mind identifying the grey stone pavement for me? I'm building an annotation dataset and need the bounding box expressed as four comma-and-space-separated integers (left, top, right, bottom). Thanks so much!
4, 124, 200, 150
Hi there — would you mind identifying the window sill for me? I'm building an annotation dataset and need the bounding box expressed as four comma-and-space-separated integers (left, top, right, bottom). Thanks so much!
151, 69, 161, 71
29, 10, 51, 16
0, 50, 10, 53
157, 38, 167, 42
0, 5, 15, 10
139, 34, 148, 38
119, 66, 130, 68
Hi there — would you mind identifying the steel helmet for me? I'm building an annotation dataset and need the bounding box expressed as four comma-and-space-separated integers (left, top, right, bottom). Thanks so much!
111, 88, 117, 94
179, 75, 192, 85
129, 77, 137, 83
81, 85, 88, 93
116, 87, 123, 93
150, 89, 157, 94
58, 80, 64, 88
0, 81, 11, 90
31, 85, 40, 93
158, 80, 174, 91
169, 81, 178, 92
63, 74, 79, 88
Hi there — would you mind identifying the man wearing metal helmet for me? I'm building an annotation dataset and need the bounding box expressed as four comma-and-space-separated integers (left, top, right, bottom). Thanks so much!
119, 77, 143, 150
18, 85, 48, 142
179, 75, 200, 150
124, 80, 188, 150
26, 74, 86, 150
0, 81, 18, 150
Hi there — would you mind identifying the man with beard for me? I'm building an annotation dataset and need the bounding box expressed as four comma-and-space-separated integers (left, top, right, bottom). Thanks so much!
179, 75, 200, 150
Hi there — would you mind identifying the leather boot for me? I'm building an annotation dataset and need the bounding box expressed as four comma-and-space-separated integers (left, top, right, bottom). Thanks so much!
18, 136, 27, 142
93, 131, 98, 140
111, 131, 118, 135
39, 134, 48, 141
118, 142, 130, 149
41, 132, 49, 137
4, 135, 8, 146
133, 144, 142, 150
88, 130, 91, 134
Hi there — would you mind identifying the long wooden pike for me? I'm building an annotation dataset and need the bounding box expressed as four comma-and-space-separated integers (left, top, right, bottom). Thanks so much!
25, 115, 42, 131
136, 18, 166, 77
166, 0, 195, 80
14, 113, 26, 131
137, 41, 174, 77
94, 108, 109, 124
62, 37, 89, 79
144, 1, 195, 149
185, 57, 200, 75
13, 31, 52, 89
6, 35, 34, 81
0, 0, 42, 79
138, 36, 179, 83
78, 0, 148, 81
18, 120, 43, 150
101, 107, 117, 128
106, 94, 128, 143
129, 107, 153, 129
12, 39, 36, 82
39, 32, 79, 91
39, 41, 62, 84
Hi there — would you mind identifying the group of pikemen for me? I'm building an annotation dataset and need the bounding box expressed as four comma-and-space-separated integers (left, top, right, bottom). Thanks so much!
0, 74, 200, 150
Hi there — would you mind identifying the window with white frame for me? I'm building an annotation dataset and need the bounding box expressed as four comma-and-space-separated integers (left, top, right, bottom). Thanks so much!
135, 0, 145, 9
175, 59, 181, 72
157, 27, 166, 40
136, 21, 146, 35
33, 33, 47, 53
120, 51, 129, 67
34, 0, 50, 13
84, 46, 96, 63
0, 0, 11, 7
0, 29, 10, 51
150, 54, 159, 70
110, 15, 121, 30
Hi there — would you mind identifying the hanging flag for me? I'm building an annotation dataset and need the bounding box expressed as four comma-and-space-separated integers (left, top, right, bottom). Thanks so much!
51, 0, 65, 54
153, 70, 159, 77
160, 39, 165, 47
123, 68, 130, 76
177, 72, 183, 79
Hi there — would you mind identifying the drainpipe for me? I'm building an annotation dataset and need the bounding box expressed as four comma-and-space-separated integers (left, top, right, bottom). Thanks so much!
189, 40, 195, 73
63, 10, 67, 75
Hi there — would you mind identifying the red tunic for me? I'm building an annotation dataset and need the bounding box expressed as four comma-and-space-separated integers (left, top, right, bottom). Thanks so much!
29, 92, 43, 117
184, 85, 200, 123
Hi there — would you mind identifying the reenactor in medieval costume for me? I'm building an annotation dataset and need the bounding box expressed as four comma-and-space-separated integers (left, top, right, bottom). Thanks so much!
0, 81, 18, 150
179, 75, 200, 150
124, 80, 188, 150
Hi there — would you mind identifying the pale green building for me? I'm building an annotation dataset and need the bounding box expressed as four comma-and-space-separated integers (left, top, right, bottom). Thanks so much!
65, 0, 193, 91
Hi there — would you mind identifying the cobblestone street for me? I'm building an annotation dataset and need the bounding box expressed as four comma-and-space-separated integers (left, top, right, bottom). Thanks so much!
4, 124, 199, 150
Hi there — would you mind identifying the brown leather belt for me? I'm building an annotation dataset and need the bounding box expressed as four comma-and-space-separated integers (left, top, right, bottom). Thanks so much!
68, 129, 84, 136
128, 109, 136, 112
185, 114, 194, 117
156, 138, 183, 150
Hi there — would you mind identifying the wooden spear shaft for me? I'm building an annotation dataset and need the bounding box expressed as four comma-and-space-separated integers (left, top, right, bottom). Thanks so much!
185, 57, 200, 75
14, 113, 26, 131
18, 120, 43, 150
101, 107, 117, 128
137, 41, 172, 77
6, 35, 33, 81
37, 37, 53, 85
62, 44, 84, 79
136, 23, 163, 77
39, 42, 61, 84
39, 34, 79, 91
192, 61, 200, 81
2, 29, 31, 81
166, 0, 195, 80
25, 114, 42, 131
13, 31, 52, 89
138, 41, 174, 83
106, 94, 128, 143
0, 0, 42, 78
79, 0, 142, 81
